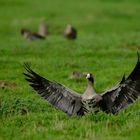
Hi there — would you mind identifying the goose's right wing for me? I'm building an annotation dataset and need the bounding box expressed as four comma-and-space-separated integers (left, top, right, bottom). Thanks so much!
100, 54, 140, 113
23, 63, 84, 116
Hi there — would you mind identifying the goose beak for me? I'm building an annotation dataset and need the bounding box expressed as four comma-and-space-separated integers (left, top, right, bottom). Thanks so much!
86, 73, 91, 79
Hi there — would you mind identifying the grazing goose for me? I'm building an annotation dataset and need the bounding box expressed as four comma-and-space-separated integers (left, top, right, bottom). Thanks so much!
64, 25, 77, 39
0, 80, 17, 89
38, 21, 48, 37
24, 54, 140, 116
69, 71, 87, 79
21, 29, 45, 41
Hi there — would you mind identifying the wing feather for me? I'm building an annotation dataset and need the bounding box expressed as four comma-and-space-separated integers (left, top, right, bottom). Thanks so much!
23, 63, 83, 116
101, 54, 140, 113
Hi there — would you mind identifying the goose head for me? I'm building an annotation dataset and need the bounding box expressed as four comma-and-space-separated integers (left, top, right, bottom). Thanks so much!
64, 25, 73, 35
64, 24, 77, 39
85, 73, 94, 84
38, 21, 48, 36
66, 25, 73, 31
21, 29, 30, 35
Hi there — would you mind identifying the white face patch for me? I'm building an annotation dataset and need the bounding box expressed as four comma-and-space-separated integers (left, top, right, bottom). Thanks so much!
86, 73, 90, 79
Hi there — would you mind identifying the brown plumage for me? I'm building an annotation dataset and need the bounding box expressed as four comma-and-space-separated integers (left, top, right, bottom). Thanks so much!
69, 71, 87, 79
0, 80, 17, 89
21, 28, 45, 41
38, 21, 48, 37
64, 25, 77, 39
24, 54, 140, 116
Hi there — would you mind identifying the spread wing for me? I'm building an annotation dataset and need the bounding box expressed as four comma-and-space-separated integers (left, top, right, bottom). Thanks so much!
101, 53, 140, 114
23, 63, 83, 116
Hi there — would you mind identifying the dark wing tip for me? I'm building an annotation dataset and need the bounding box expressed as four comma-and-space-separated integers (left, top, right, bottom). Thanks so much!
23, 62, 31, 71
137, 52, 140, 62
23, 62, 37, 77
120, 74, 125, 84
23, 62, 35, 82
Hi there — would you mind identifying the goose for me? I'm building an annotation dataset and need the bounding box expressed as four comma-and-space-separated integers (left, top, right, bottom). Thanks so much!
64, 25, 77, 39
38, 21, 48, 37
0, 80, 17, 89
69, 71, 87, 79
21, 28, 45, 41
23, 54, 140, 116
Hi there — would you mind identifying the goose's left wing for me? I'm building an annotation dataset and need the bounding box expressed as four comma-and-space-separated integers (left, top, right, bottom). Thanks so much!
23, 63, 84, 116
100, 54, 140, 113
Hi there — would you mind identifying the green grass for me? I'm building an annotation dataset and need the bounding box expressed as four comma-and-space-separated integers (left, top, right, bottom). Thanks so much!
0, 0, 140, 139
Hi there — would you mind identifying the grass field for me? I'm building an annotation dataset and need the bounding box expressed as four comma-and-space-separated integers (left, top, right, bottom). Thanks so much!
0, 0, 140, 139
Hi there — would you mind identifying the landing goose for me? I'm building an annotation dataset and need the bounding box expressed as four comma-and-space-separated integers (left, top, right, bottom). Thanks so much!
64, 25, 77, 39
24, 54, 140, 116
21, 29, 45, 41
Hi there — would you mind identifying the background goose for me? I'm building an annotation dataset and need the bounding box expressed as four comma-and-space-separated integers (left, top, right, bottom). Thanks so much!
24, 54, 140, 116
0, 80, 17, 89
69, 71, 87, 79
21, 28, 45, 41
64, 25, 77, 39
38, 21, 48, 37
